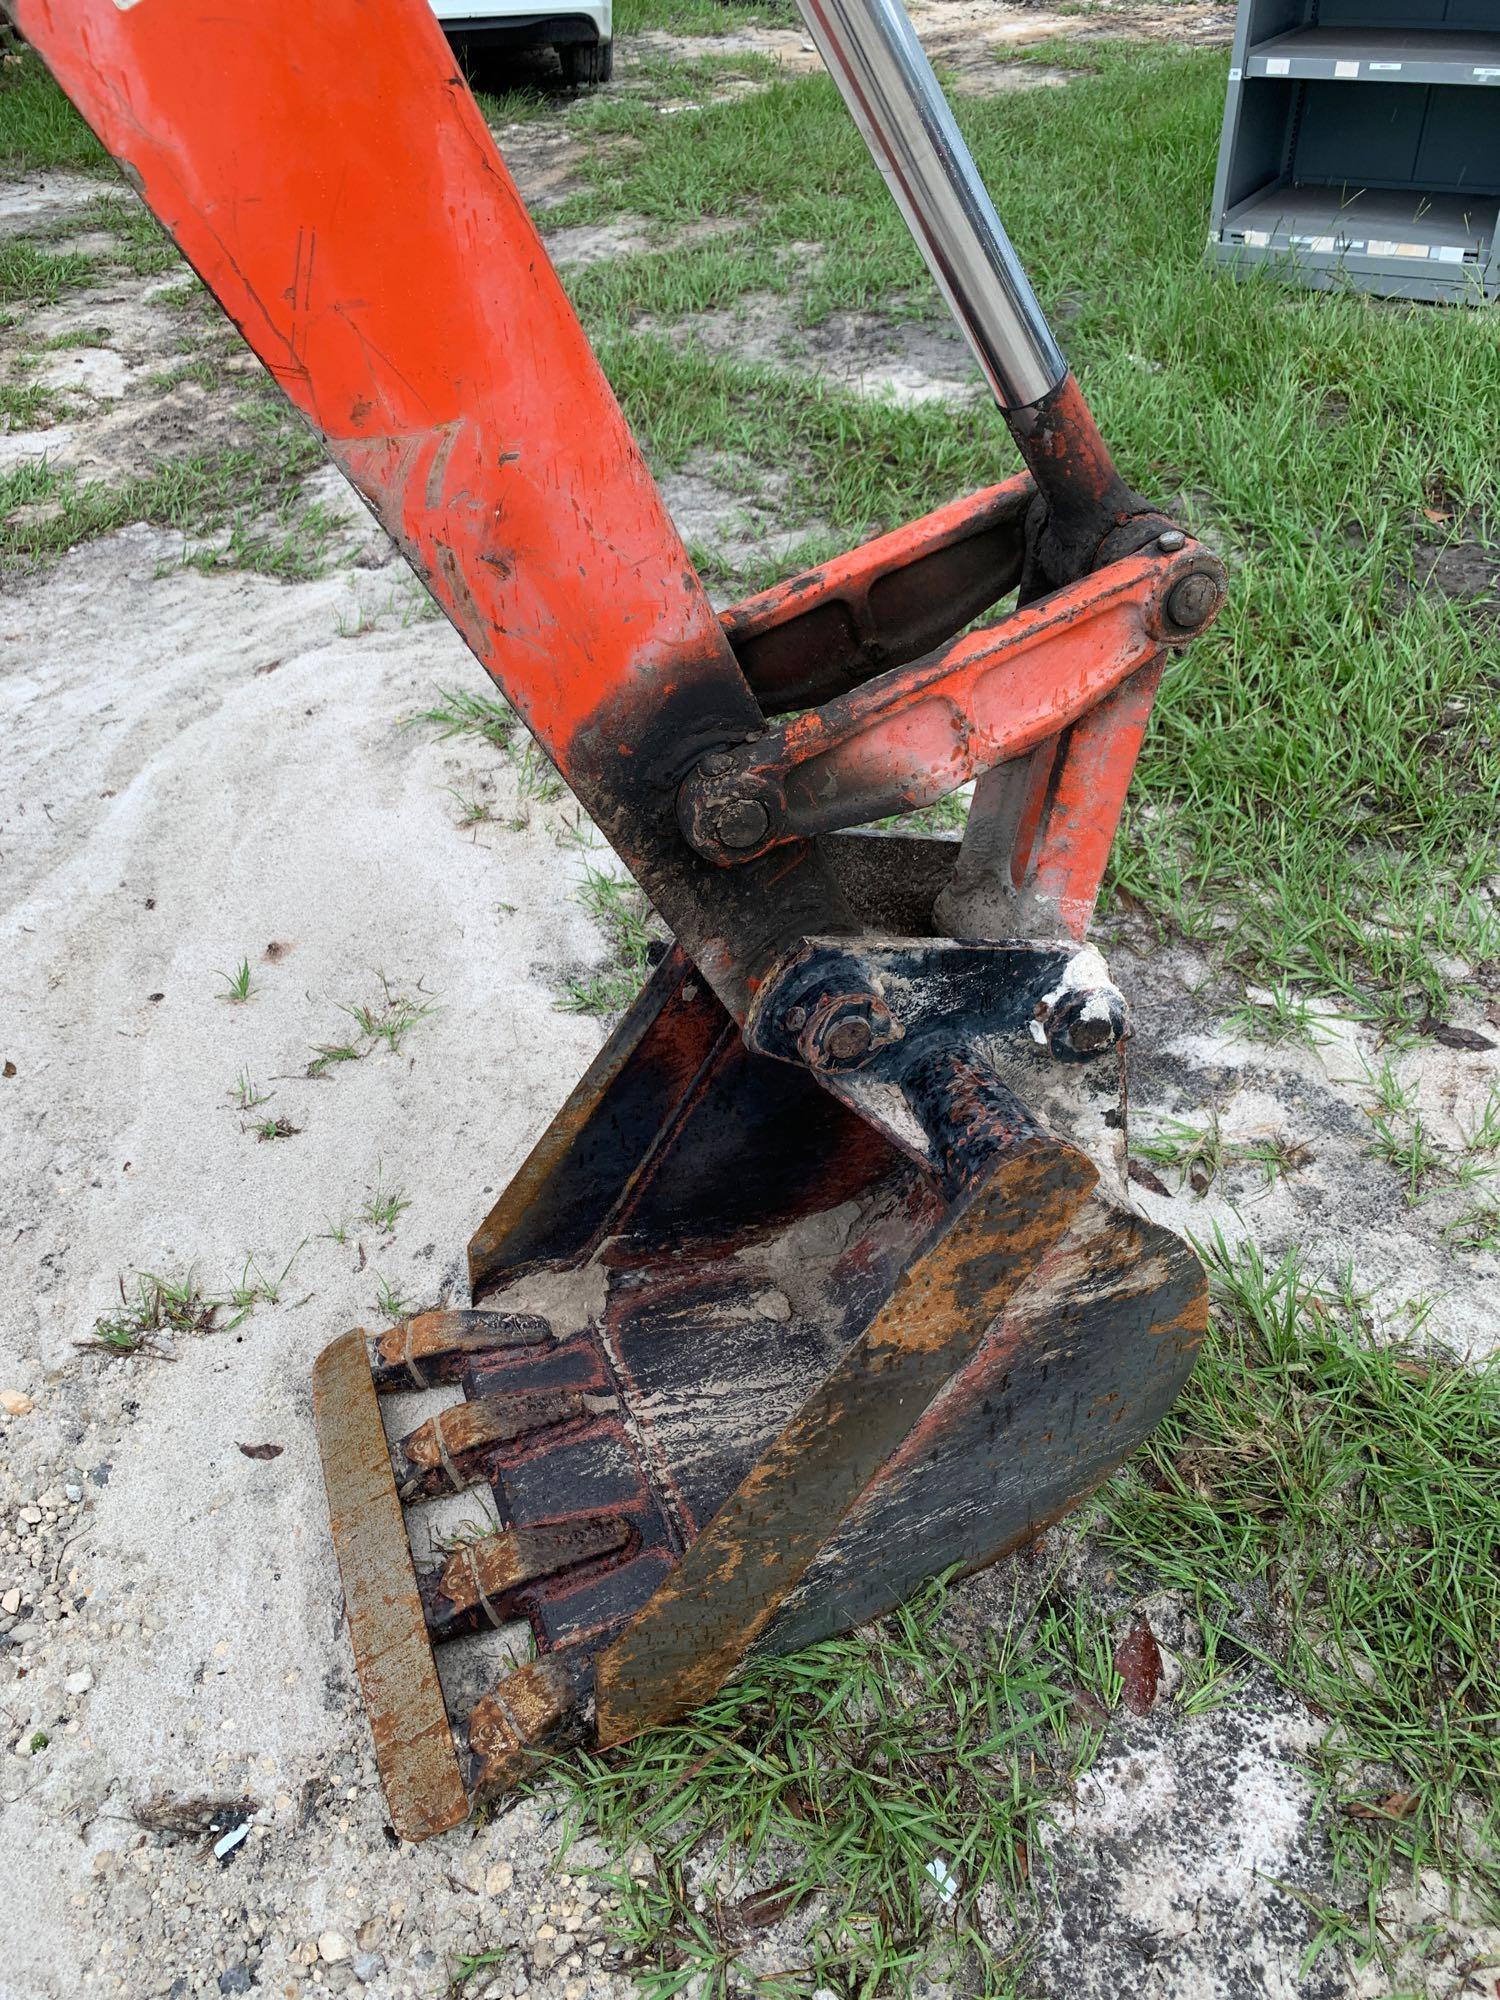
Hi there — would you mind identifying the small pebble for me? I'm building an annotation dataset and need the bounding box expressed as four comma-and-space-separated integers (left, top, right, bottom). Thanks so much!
318, 1931, 352, 1963
65, 1669, 94, 1696
0, 1390, 34, 1418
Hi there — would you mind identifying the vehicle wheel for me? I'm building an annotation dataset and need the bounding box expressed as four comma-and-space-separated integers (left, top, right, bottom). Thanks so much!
560, 37, 611, 87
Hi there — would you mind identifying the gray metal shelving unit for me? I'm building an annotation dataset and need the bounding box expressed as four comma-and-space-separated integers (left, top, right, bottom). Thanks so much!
1210, 1, 1500, 303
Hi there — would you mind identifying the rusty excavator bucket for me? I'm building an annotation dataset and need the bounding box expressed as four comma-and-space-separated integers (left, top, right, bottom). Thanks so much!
18, 0, 1226, 1839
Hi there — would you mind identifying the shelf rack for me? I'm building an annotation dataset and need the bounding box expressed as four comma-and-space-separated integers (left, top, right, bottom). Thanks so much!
1209, 1, 1500, 302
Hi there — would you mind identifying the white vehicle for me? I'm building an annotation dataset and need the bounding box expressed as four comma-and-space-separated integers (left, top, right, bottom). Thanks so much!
433, 0, 612, 87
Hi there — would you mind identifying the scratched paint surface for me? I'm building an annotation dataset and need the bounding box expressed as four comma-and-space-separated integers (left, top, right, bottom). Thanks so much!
14, 0, 724, 757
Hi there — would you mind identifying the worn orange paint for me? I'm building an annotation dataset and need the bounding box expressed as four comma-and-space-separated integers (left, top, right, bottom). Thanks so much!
1019, 659, 1167, 938
683, 546, 1224, 862
13, 0, 733, 758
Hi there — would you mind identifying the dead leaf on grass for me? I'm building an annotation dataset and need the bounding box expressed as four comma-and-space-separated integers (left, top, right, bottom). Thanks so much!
1417, 1016, 1495, 1052
1114, 1616, 1163, 1716
1343, 1792, 1420, 1821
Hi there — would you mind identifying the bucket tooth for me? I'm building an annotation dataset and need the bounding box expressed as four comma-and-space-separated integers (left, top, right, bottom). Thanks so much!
367, 1309, 553, 1390
418, 1517, 634, 1644
389, 1389, 617, 1500
464, 1655, 584, 1798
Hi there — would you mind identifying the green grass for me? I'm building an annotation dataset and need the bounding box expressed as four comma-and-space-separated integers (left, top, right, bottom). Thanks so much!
547, 43, 1499, 1018
1135, 1111, 1310, 1196
216, 957, 254, 1003
561, 858, 663, 1015
616, 0, 799, 31
252, 1115, 299, 1142
556, 1238, 1499, 1995
406, 685, 517, 753
360, 1171, 412, 1236
80, 1272, 219, 1356
1100, 1236, 1500, 1966
306, 974, 438, 1076
557, 1575, 1114, 1997
0, 50, 109, 173
230, 1070, 270, 1111
0, 237, 99, 306
373, 1273, 414, 1320
0, 375, 65, 428
0, 395, 339, 577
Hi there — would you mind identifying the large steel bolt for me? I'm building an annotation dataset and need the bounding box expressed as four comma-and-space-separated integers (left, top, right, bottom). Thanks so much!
796, 992, 899, 1071
1164, 570, 1221, 633
712, 797, 771, 852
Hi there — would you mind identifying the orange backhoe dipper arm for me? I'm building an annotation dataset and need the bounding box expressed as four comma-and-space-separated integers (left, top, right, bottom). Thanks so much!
16, 0, 1230, 1838
11, 0, 860, 1018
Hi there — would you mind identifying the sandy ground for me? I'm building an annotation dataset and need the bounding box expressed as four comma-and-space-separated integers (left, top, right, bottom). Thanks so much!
4, 9, 1498, 2000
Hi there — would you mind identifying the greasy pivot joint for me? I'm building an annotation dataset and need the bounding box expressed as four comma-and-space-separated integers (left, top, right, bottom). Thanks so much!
791, 991, 904, 1072
677, 750, 779, 864
1032, 974, 1128, 1064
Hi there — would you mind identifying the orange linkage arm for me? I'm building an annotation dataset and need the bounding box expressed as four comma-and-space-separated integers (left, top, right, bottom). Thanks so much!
680, 542, 1222, 867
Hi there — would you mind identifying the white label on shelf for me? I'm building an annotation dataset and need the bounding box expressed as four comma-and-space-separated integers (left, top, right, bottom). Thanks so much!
1431, 246, 1464, 264
1243, 229, 1270, 246
1366, 241, 1398, 256
1393, 243, 1427, 259
1473, 67, 1500, 80
1265, 56, 1290, 75
1229, 66, 1242, 79
1334, 60, 1359, 78
1368, 62, 1402, 71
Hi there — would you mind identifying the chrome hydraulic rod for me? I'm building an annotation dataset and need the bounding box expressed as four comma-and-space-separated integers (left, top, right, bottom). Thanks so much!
794, 0, 1066, 412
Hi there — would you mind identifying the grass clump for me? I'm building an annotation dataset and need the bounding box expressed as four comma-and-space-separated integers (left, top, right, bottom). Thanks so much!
216, 957, 254, 1003
1100, 1235, 1500, 1955
407, 685, 517, 753
307, 973, 437, 1076
0, 50, 109, 173
252, 1116, 299, 1143
0, 237, 99, 307
0, 396, 337, 579
558, 1576, 1113, 1997
561, 859, 662, 1015
360, 1171, 411, 1236
1134, 1111, 1311, 1197
616, 0, 799, 31
80, 1273, 219, 1356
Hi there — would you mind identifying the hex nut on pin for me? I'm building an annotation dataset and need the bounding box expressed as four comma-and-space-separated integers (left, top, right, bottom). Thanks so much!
797, 993, 900, 1071
712, 798, 771, 852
